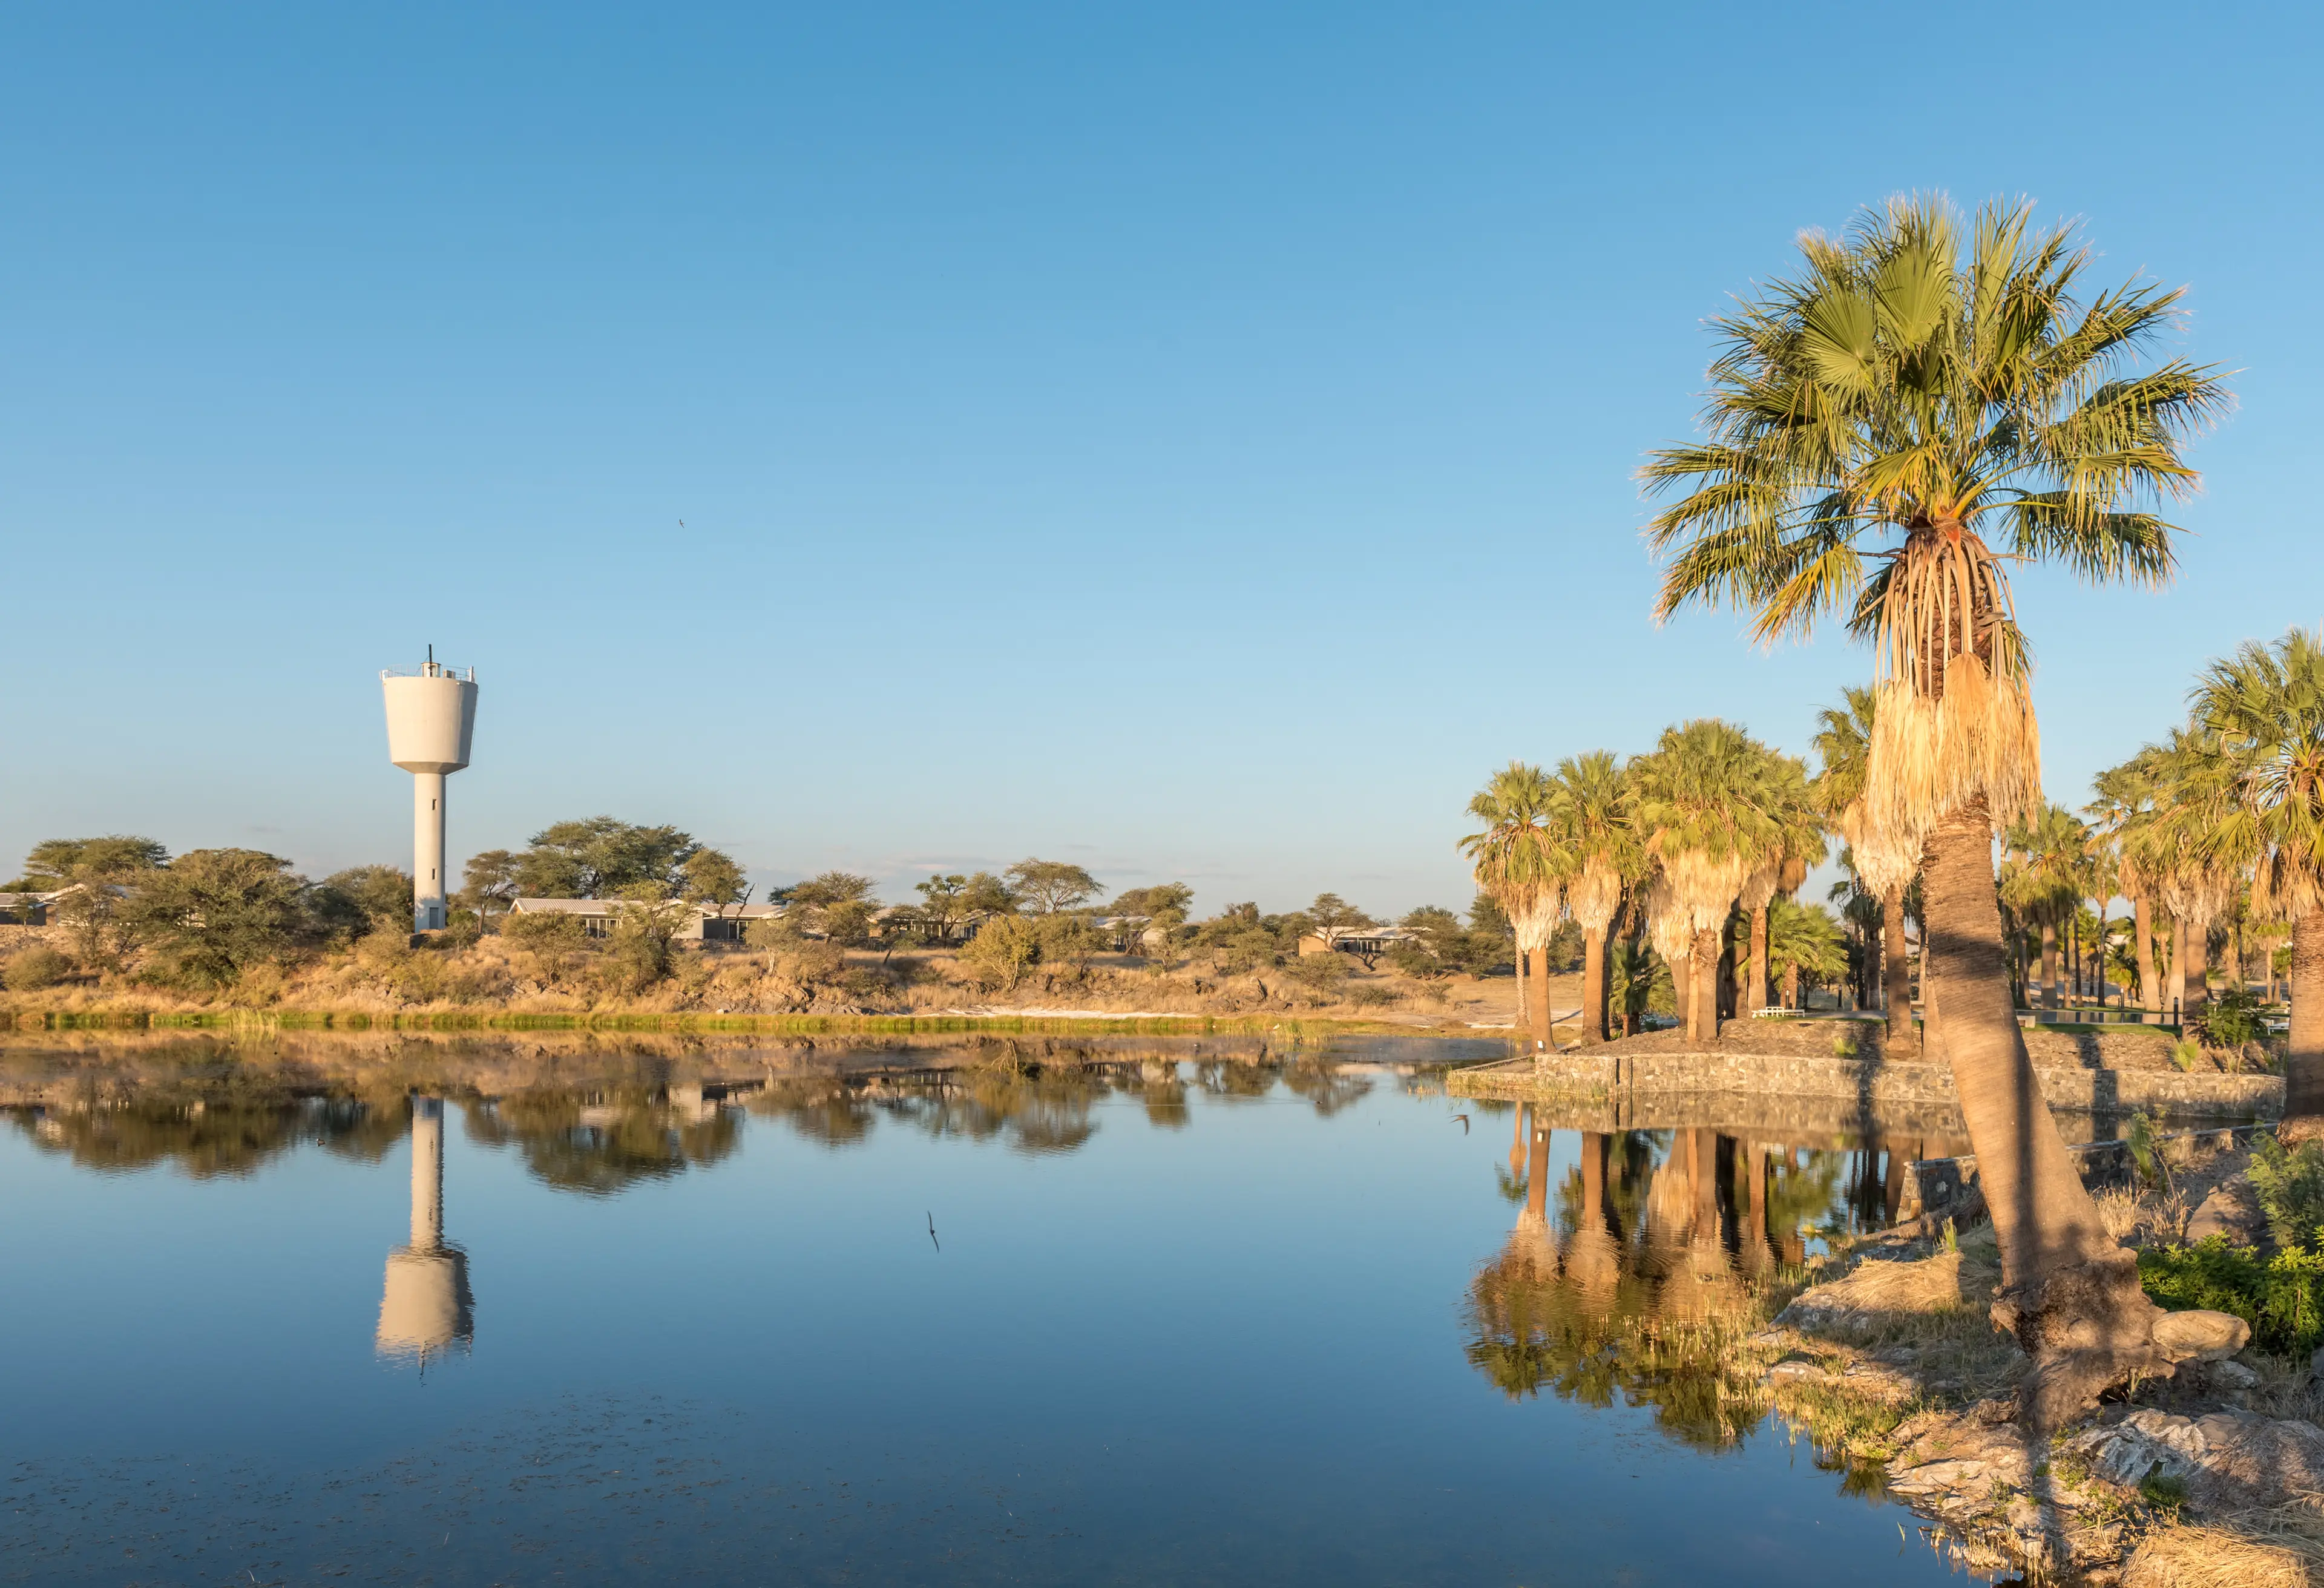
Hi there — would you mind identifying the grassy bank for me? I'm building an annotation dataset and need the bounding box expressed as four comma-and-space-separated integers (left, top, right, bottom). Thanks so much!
0, 1007, 1458, 1040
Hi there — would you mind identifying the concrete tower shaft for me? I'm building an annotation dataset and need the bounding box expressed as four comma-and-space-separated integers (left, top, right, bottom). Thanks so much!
382, 658, 478, 932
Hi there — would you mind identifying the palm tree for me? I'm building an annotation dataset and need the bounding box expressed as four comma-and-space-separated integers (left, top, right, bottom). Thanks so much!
1462, 763, 1563, 1049
1549, 751, 1638, 1043
1628, 720, 1787, 1044
2003, 804, 2092, 1012
1735, 749, 1824, 1016
2193, 628, 2324, 1135
1641, 197, 2230, 1420
1813, 686, 1916, 1041
1769, 896, 1849, 1008
2150, 727, 2247, 1025
2088, 758, 2162, 1013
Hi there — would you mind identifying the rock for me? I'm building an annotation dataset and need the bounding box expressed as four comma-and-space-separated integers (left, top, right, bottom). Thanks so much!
1767, 1358, 1826, 1386
1885, 1457, 1990, 1497
2153, 1308, 2252, 1363
2209, 1359, 2260, 1390
2187, 1178, 2265, 1245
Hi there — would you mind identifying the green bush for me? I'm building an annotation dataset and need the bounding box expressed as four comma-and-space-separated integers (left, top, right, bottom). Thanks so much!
2193, 986, 2270, 1050
2138, 1238, 2324, 1355
2247, 1134, 2324, 1252
2, 945, 73, 991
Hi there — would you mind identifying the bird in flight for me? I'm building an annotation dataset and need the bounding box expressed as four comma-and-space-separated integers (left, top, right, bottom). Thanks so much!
1451, 1114, 1470, 1134
927, 1212, 940, 1252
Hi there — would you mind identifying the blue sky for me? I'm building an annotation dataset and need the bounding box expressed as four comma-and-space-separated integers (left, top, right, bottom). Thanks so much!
5, 1, 2319, 915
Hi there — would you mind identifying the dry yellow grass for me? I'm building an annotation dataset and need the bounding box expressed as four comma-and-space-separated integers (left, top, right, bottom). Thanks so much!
2125, 1511, 2323, 1588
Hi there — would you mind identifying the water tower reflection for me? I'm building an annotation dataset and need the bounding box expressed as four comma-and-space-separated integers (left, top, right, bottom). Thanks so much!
376, 1096, 473, 1365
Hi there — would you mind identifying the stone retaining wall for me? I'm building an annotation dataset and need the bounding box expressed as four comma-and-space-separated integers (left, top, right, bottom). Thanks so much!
1446, 1049, 2279, 1123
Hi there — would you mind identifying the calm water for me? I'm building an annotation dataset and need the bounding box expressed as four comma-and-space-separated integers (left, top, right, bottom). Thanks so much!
0, 1034, 1990, 1586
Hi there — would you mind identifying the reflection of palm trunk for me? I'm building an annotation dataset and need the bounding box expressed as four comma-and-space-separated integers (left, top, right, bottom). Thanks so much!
1737, 1142, 1772, 1276
1565, 1130, 1623, 1302
1884, 1135, 1914, 1228
1510, 1121, 1557, 1276
1510, 1103, 1529, 1177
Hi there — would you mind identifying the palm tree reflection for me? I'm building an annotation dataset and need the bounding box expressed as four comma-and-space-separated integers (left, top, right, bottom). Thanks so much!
1464, 1125, 1848, 1450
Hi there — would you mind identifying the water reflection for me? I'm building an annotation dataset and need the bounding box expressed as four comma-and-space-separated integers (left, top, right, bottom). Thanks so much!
1463, 1123, 1888, 1450
377, 1097, 473, 1365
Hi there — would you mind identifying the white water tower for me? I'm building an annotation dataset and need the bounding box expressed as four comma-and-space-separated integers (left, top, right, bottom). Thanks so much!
381, 650, 478, 932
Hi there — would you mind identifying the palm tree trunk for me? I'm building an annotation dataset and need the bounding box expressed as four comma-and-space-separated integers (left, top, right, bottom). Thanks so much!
2170, 917, 2188, 1020
1671, 953, 1690, 1031
2040, 920, 2060, 1011
1690, 927, 1720, 1044
1581, 924, 1608, 1045
2134, 897, 2158, 1014
1514, 946, 1529, 1037
2184, 920, 2211, 1024
2284, 913, 2324, 1143
1883, 886, 1911, 1048
1527, 946, 1554, 1049
1922, 797, 2164, 1423
1748, 906, 1770, 1017
1783, 962, 1799, 1009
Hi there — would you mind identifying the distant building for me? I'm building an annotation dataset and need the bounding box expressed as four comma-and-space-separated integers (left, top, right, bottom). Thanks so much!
506, 897, 787, 944
1298, 925, 1417, 966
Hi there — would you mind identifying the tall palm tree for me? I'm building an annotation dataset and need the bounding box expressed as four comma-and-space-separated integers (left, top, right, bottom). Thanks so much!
1813, 686, 1917, 1041
1628, 720, 1787, 1045
1549, 751, 1639, 1043
2003, 804, 2092, 1012
2193, 634, 2324, 1134
2088, 757, 2162, 1013
1641, 196, 2230, 1420
2150, 727, 2246, 1025
1769, 896, 1849, 1008
1462, 763, 1563, 1049
1735, 749, 1824, 1016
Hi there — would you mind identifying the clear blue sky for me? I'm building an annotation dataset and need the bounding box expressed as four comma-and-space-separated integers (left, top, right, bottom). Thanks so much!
5, 2, 2318, 915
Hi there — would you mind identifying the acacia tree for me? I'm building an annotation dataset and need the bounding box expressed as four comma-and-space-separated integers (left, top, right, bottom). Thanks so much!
1462, 763, 1561, 1046
1005, 859, 1101, 914
1642, 197, 2231, 1420
2196, 628, 2324, 1137
1548, 751, 1636, 1043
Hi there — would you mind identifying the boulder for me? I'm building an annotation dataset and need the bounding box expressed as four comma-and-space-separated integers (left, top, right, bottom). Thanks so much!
2187, 1177, 2265, 1245
2153, 1308, 2251, 1363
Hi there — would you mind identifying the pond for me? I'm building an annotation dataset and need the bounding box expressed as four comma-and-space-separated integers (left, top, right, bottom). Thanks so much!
0, 1032, 2000, 1586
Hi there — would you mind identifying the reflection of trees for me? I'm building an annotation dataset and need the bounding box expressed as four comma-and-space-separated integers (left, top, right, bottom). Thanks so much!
1463, 1126, 1801, 1451
462, 1091, 740, 1196
7, 1090, 410, 1178
1282, 1058, 1373, 1118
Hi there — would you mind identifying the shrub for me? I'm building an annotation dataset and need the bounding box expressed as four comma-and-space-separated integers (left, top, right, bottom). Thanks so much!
2168, 1038, 2202, 1072
1282, 951, 1349, 994
2138, 1238, 2324, 1355
1346, 983, 1399, 1009
504, 909, 588, 981
2192, 986, 2270, 1050
2, 946, 73, 991
960, 915, 1042, 991
2247, 1134, 2324, 1252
